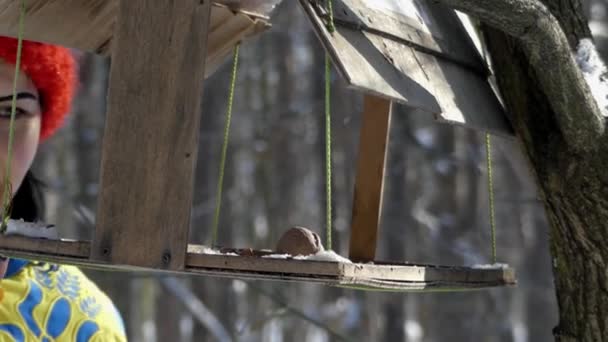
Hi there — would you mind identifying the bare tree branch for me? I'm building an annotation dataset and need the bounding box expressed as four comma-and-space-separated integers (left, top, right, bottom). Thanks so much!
160, 277, 233, 342
246, 283, 354, 342
432, 0, 604, 152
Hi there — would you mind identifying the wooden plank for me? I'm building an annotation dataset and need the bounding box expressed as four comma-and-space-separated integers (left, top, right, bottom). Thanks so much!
411, 49, 512, 135
0, 237, 516, 291
341, 262, 514, 283
205, 9, 266, 77
0, 236, 89, 258
185, 252, 516, 291
349, 95, 391, 262
339, 274, 515, 292
357, 33, 512, 136
186, 253, 346, 278
300, 0, 441, 115
0, 0, 118, 53
206, 6, 269, 77
331, 0, 486, 74
0, 1, 269, 78
300, 0, 514, 137
91, 0, 212, 269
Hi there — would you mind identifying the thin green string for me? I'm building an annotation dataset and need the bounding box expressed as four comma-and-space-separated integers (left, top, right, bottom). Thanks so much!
324, 54, 332, 250
485, 133, 497, 264
324, 0, 335, 250
326, 0, 336, 33
1, 0, 26, 232
211, 44, 240, 247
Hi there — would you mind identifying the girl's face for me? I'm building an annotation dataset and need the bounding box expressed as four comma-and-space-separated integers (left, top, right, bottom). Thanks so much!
0, 62, 40, 278
0, 61, 41, 197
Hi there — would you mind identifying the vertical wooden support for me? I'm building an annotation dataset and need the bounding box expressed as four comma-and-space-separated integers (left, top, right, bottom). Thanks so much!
349, 95, 392, 262
92, 0, 212, 269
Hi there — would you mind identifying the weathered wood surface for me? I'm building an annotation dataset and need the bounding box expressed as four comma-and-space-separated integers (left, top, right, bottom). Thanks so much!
205, 2, 271, 76
300, 0, 513, 137
0, 1, 269, 77
186, 253, 516, 291
331, 0, 485, 74
349, 95, 391, 262
301, 0, 440, 115
0, 237, 516, 291
91, 0, 212, 269
0, 235, 89, 259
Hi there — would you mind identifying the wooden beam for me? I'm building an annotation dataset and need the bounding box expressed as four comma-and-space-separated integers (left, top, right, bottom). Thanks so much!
0, 236, 89, 259
91, 0, 212, 269
349, 95, 392, 262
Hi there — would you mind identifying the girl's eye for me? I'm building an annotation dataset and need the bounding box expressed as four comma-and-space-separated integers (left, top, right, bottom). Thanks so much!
0, 106, 27, 118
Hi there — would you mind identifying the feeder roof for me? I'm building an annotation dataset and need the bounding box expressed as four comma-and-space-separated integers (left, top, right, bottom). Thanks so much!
0, 1, 272, 78
301, 0, 513, 136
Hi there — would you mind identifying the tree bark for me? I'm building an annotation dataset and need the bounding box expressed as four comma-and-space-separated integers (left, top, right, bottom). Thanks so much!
435, 0, 608, 340
434, 0, 603, 152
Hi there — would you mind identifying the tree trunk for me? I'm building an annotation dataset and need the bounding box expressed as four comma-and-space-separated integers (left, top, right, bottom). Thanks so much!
482, 0, 608, 340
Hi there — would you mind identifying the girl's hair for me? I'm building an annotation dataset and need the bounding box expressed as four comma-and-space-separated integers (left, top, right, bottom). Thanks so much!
0, 37, 77, 141
10, 172, 55, 270
10, 171, 44, 221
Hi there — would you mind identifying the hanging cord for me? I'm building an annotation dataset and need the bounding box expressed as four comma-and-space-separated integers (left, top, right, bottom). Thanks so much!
485, 133, 497, 264
211, 44, 240, 247
324, 0, 335, 250
1, 0, 26, 232
325, 0, 336, 33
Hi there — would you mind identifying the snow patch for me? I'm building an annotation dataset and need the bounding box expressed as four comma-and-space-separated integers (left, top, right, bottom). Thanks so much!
197, 247, 353, 263
576, 38, 608, 117
199, 246, 238, 256
259, 250, 352, 263
261, 254, 291, 259
3, 219, 58, 240
471, 263, 509, 270
293, 250, 352, 263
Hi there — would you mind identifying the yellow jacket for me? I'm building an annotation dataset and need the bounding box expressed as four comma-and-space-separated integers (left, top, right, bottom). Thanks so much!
0, 259, 126, 341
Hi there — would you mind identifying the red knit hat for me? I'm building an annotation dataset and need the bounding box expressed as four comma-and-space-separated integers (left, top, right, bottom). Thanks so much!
0, 36, 77, 141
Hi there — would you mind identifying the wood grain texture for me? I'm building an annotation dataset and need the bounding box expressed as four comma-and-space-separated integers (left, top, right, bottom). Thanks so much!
91, 0, 212, 269
185, 251, 516, 291
299, 0, 513, 137
301, 0, 441, 115
332, 0, 486, 74
0, 237, 516, 291
411, 48, 511, 134
349, 95, 391, 262
0, 235, 89, 258
0, 1, 268, 78
0, 0, 117, 53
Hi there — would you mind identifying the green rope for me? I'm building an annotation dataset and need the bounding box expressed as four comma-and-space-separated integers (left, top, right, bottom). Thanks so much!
485, 133, 497, 264
324, 54, 332, 250
1, 0, 26, 232
326, 0, 336, 33
211, 44, 240, 247
324, 0, 335, 250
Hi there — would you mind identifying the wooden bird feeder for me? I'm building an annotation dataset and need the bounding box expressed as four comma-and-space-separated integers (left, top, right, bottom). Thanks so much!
0, 0, 516, 292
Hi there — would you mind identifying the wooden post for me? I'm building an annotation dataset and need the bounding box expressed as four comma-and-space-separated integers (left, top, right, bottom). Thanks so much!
349, 95, 392, 262
91, 0, 212, 269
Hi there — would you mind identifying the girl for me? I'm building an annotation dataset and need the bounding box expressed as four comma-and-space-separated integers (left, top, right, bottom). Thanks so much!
0, 37, 127, 342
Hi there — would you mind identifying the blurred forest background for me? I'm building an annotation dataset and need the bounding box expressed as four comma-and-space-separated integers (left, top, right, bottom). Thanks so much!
28, 0, 608, 341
